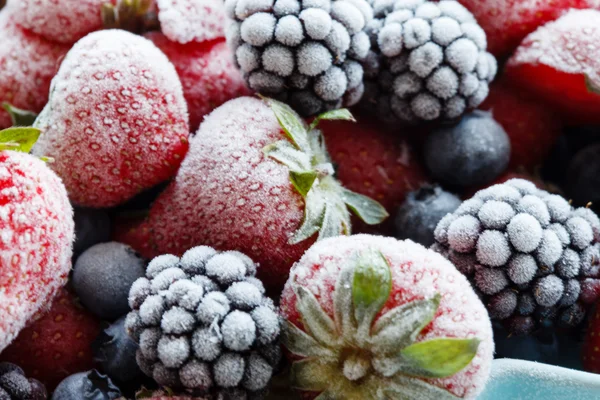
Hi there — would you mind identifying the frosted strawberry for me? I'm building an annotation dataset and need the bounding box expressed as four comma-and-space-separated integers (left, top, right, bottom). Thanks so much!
145, 32, 250, 132
505, 9, 600, 124
156, 0, 226, 44
0, 128, 75, 352
32, 29, 190, 208
118, 97, 387, 290
5, 0, 112, 44
0, 11, 70, 129
280, 235, 494, 399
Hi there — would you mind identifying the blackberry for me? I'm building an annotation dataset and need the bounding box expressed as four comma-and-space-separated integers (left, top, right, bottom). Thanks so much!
225, 0, 373, 116
0, 362, 47, 400
433, 179, 600, 335
361, 0, 497, 124
125, 247, 281, 399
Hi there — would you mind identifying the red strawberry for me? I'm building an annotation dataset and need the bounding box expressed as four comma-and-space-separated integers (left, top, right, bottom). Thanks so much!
6, 0, 113, 44
319, 119, 428, 234
279, 235, 494, 399
118, 97, 388, 291
156, 0, 226, 44
0, 11, 70, 129
31, 29, 190, 208
145, 32, 250, 132
458, 0, 600, 58
479, 78, 563, 172
0, 142, 74, 352
505, 9, 600, 124
0, 288, 101, 391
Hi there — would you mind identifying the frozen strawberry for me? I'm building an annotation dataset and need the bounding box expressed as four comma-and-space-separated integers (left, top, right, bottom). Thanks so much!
31, 29, 190, 208
280, 235, 494, 399
156, 0, 226, 44
0, 288, 101, 391
320, 119, 428, 234
480, 78, 563, 172
0, 11, 70, 129
0, 146, 74, 352
145, 32, 250, 132
505, 9, 600, 124
5, 0, 112, 44
458, 0, 600, 58
118, 97, 387, 290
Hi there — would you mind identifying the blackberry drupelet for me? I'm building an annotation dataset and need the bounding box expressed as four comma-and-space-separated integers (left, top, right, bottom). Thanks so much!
125, 247, 281, 399
433, 179, 600, 335
362, 0, 497, 124
225, 0, 373, 116
0, 362, 47, 400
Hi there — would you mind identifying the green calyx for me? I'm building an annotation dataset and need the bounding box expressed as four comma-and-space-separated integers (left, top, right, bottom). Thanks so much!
0, 127, 41, 153
3, 103, 38, 127
282, 248, 481, 400
102, 0, 158, 33
586, 74, 600, 96
261, 97, 389, 245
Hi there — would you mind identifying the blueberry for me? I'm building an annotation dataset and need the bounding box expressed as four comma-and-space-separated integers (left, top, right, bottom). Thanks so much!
493, 323, 559, 364
51, 371, 121, 400
424, 110, 510, 187
73, 208, 111, 257
92, 317, 142, 384
73, 242, 146, 320
394, 185, 461, 246
566, 144, 600, 211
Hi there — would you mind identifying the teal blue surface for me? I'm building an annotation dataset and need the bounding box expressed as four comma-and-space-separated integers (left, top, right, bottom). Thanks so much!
478, 359, 600, 400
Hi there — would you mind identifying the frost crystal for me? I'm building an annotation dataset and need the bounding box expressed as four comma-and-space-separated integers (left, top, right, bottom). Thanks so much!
126, 246, 280, 398
433, 178, 600, 334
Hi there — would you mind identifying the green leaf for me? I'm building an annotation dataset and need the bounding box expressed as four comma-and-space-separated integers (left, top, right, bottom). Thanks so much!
307, 129, 330, 166
333, 262, 357, 341
399, 338, 481, 379
309, 109, 356, 131
281, 320, 337, 359
264, 140, 312, 171
261, 96, 310, 152
342, 188, 389, 225
289, 170, 318, 197
290, 359, 339, 392
318, 202, 346, 241
585, 74, 600, 95
0, 127, 41, 153
352, 249, 392, 341
289, 188, 326, 244
2, 103, 38, 126
294, 285, 340, 347
386, 375, 461, 400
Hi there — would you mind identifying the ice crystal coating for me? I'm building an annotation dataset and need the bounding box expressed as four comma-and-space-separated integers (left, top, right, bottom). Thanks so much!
126, 246, 280, 398
226, 0, 373, 115
433, 179, 600, 335
0, 151, 74, 353
31, 30, 190, 208
361, 0, 497, 124
157, 0, 227, 44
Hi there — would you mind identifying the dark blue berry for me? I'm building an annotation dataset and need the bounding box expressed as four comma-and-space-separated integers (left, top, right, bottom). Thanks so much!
0, 371, 31, 399
493, 323, 559, 364
566, 144, 600, 210
424, 110, 510, 187
73, 208, 111, 258
394, 185, 461, 246
51, 371, 121, 400
92, 316, 142, 384
73, 242, 146, 320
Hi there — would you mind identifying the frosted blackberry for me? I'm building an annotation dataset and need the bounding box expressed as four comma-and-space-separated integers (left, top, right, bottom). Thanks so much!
225, 0, 373, 116
433, 179, 600, 335
361, 0, 497, 124
0, 362, 47, 399
125, 246, 281, 398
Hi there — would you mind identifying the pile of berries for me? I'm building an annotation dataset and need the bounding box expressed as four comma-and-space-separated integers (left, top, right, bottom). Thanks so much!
2, 0, 600, 399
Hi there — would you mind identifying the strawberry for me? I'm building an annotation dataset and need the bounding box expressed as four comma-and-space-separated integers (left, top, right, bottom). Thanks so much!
279, 234, 494, 399
118, 97, 387, 291
505, 9, 600, 125
0, 10, 70, 129
479, 78, 563, 173
0, 288, 101, 391
145, 32, 250, 132
156, 0, 226, 44
458, 0, 600, 58
582, 298, 600, 373
0, 128, 74, 353
6, 0, 113, 44
31, 29, 190, 208
319, 118, 428, 234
